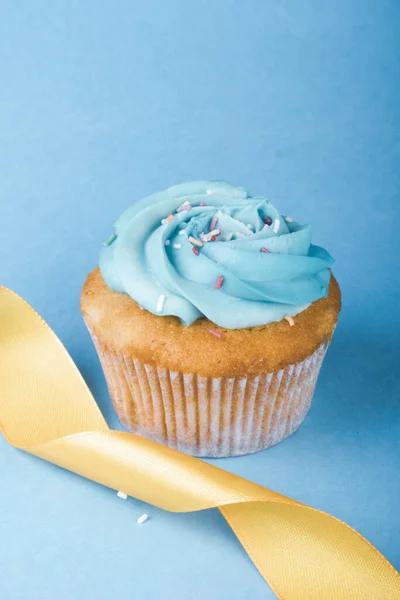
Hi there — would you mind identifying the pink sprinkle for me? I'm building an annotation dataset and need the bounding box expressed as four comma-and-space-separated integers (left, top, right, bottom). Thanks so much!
209, 216, 218, 231
209, 329, 222, 339
139, 304, 144, 310
200, 201, 207, 206
215, 275, 224, 290
211, 235, 217, 242
260, 247, 270, 253
192, 246, 199, 256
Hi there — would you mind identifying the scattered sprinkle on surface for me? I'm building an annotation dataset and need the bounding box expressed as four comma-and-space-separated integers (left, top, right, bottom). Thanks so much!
192, 246, 199, 255
263, 216, 273, 226
260, 247, 270, 253
206, 189, 212, 195
117, 491, 128, 500
285, 216, 293, 223
215, 275, 224, 290
273, 219, 280, 233
156, 295, 165, 313
200, 201, 207, 206
173, 243, 182, 249
139, 304, 144, 310
284, 315, 295, 327
209, 329, 222, 339
188, 236, 203, 247
137, 513, 149, 524
104, 233, 117, 247
165, 214, 174, 222
178, 229, 186, 235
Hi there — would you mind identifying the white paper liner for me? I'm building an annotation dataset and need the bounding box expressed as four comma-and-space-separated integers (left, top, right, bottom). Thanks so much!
87, 327, 328, 457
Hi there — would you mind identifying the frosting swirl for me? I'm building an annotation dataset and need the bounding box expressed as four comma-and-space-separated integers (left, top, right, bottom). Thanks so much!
100, 181, 333, 329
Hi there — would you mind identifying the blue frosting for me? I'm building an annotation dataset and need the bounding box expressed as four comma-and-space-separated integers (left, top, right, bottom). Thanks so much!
100, 181, 333, 329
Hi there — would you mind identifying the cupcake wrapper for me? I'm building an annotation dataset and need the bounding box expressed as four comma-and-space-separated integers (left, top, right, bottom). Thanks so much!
87, 327, 328, 457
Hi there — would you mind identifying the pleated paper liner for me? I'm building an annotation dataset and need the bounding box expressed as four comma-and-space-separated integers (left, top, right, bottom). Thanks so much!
86, 323, 329, 457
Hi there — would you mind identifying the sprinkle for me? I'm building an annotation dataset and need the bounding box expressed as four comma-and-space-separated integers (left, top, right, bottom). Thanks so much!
215, 275, 224, 290
137, 513, 149, 524
162, 214, 174, 224
285, 216, 293, 223
209, 329, 222, 339
188, 236, 203, 247
206, 189, 212, 196
156, 295, 165, 313
209, 216, 219, 231
200, 201, 207, 206
263, 216, 273, 226
104, 233, 117, 247
117, 491, 128, 500
177, 200, 191, 212
200, 228, 221, 243
192, 246, 199, 255
139, 304, 144, 310
165, 239, 170, 246
260, 247, 270, 253
178, 229, 186, 235
273, 219, 280, 233
211, 236, 217, 241
173, 243, 182, 249
284, 315, 295, 327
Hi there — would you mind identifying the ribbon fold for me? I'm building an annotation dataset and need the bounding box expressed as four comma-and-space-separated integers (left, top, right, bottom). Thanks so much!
0, 286, 399, 599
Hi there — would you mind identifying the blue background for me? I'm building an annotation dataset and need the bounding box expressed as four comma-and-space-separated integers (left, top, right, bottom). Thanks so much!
1, 2, 399, 598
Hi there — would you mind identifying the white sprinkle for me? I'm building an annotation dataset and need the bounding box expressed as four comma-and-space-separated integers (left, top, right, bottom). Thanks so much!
200, 228, 221, 243
165, 239, 170, 246
285, 216, 293, 223
117, 491, 128, 500
161, 219, 167, 225
284, 315, 295, 327
178, 229, 186, 235
157, 295, 165, 313
206, 189, 212, 195
137, 513, 149, 524
273, 219, 280, 233
173, 243, 182, 249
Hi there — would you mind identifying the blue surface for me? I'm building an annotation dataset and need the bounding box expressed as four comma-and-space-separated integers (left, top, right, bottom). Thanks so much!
0, 2, 399, 598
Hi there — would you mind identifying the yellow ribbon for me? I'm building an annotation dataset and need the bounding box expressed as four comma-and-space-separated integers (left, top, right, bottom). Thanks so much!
0, 286, 399, 599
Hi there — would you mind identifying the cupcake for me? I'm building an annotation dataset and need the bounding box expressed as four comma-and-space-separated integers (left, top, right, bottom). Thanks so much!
81, 181, 340, 457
